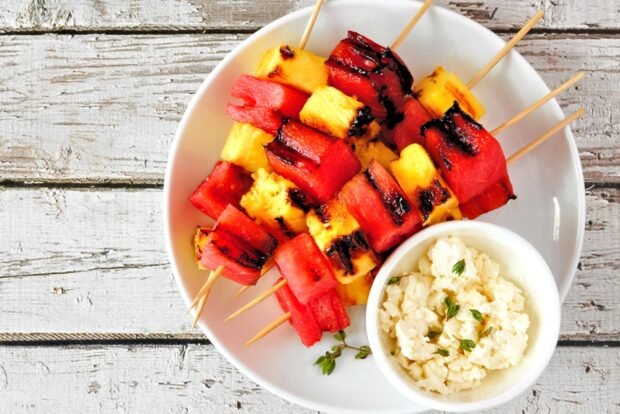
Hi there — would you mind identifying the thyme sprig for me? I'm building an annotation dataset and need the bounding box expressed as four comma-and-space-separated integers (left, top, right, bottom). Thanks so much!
314, 330, 372, 375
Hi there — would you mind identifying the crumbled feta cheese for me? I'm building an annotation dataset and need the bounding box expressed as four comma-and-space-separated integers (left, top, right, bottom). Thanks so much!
379, 236, 529, 395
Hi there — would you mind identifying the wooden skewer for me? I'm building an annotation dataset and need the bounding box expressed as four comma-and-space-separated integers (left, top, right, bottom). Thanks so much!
244, 312, 292, 346
191, 294, 207, 331
492, 72, 585, 136
298, 0, 326, 50
467, 11, 544, 89
188, 265, 224, 311
234, 285, 251, 298
391, 0, 434, 50
226, 279, 288, 321
507, 108, 585, 166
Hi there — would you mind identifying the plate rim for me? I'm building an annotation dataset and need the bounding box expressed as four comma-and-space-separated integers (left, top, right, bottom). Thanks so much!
163, 1, 586, 412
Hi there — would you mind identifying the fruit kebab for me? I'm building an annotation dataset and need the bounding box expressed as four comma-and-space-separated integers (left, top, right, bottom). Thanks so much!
187, 0, 330, 314
325, 11, 545, 153
243, 233, 351, 347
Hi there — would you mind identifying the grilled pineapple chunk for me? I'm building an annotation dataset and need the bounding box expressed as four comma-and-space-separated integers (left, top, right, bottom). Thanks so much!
240, 168, 308, 240
306, 199, 377, 284
390, 144, 461, 225
335, 273, 374, 306
354, 139, 398, 170
255, 45, 328, 94
300, 86, 380, 140
221, 122, 274, 172
193, 227, 211, 270
414, 66, 486, 120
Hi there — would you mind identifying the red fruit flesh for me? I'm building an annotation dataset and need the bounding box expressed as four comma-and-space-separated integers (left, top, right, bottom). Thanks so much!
326, 60, 387, 119
460, 175, 516, 219
216, 205, 278, 255
274, 233, 338, 305
274, 279, 322, 347
265, 120, 361, 203
309, 290, 350, 332
226, 74, 309, 135
423, 103, 508, 204
382, 97, 432, 151
189, 161, 253, 220
200, 230, 262, 285
200, 206, 277, 286
339, 160, 422, 253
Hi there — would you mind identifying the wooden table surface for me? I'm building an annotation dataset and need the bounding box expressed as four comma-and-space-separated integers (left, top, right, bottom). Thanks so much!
1, 0, 618, 412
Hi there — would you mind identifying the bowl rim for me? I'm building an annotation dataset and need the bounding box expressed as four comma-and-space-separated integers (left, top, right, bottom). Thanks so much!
162, 0, 581, 412
366, 220, 562, 412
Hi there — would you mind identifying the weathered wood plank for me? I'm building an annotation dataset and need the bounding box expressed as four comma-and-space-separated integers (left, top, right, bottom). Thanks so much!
0, 344, 617, 413
0, 186, 618, 340
0, 0, 618, 32
0, 33, 618, 184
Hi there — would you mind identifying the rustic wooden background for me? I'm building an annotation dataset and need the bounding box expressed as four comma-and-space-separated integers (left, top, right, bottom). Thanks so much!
0, 0, 618, 412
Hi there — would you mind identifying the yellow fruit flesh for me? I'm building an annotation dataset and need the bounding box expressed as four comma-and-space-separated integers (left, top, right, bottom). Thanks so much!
306, 199, 377, 284
220, 122, 274, 172
335, 273, 374, 306
255, 45, 328, 94
300, 85, 379, 140
354, 139, 398, 170
390, 144, 461, 226
192, 227, 211, 270
414, 66, 486, 120
240, 169, 308, 239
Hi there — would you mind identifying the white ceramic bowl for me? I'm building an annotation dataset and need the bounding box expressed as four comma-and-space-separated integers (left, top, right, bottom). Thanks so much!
164, 0, 583, 412
366, 221, 561, 412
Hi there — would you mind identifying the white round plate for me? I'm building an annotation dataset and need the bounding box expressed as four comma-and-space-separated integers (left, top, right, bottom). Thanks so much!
163, 1, 585, 413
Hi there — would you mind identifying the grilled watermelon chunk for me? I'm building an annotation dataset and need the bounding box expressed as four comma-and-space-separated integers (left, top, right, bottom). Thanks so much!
189, 161, 253, 220
226, 74, 309, 135
200, 205, 277, 285
423, 103, 508, 204
340, 160, 422, 253
274, 279, 322, 347
381, 97, 432, 151
460, 175, 516, 219
326, 60, 387, 119
274, 233, 338, 305
265, 120, 361, 203
309, 290, 350, 332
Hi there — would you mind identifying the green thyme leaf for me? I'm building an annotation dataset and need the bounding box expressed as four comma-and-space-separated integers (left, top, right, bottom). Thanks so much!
469, 309, 483, 322
315, 356, 326, 365
433, 348, 450, 357
460, 339, 476, 352
387, 276, 403, 285
480, 326, 493, 338
445, 297, 460, 320
334, 330, 346, 342
326, 359, 336, 375
452, 259, 465, 276
355, 350, 370, 359
426, 330, 442, 339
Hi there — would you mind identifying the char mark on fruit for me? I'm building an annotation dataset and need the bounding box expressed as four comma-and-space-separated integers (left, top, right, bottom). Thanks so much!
442, 102, 481, 156
274, 216, 297, 239
348, 106, 375, 137
416, 179, 451, 221
364, 169, 410, 226
325, 230, 370, 275
314, 204, 331, 224
287, 188, 312, 212
279, 45, 295, 59
212, 229, 268, 269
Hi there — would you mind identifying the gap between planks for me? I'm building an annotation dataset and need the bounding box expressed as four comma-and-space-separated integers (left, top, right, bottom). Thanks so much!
0, 333, 619, 348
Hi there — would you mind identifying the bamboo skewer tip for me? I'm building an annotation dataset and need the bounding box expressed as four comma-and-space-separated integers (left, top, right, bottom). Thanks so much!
467, 10, 544, 89
491, 71, 586, 136
226, 279, 288, 322
391, 0, 434, 50
244, 312, 292, 347
507, 108, 585, 166
297, 0, 326, 50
